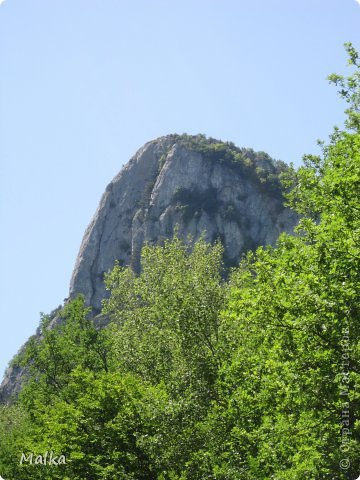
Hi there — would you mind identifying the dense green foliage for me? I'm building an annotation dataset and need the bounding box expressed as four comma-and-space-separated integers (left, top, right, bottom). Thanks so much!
177, 133, 287, 194
0, 45, 359, 479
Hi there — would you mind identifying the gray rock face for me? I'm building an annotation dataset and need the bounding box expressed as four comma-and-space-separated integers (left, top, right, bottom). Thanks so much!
70, 134, 298, 312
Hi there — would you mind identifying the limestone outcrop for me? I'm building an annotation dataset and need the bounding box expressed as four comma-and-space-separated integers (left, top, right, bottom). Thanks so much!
70, 134, 298, 311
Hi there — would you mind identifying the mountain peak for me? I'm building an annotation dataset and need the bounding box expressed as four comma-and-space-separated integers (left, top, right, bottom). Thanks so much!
70, 135, 297, 311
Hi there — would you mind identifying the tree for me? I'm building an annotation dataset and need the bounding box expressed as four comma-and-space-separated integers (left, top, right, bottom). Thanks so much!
19, 295, 110, 407
0, 404, 32, 479
103, 236, 226, 477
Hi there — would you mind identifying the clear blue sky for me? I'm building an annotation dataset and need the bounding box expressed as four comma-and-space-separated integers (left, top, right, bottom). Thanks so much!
1, 0, 360, 378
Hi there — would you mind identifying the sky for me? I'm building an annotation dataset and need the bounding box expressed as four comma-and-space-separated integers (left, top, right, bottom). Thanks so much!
0, 0, 360, 379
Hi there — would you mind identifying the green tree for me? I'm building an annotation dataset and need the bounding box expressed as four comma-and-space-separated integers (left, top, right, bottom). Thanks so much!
24, 369, 161, 480
328, 42, 360, 132
103, 236, 226, 477
19, 295, 110, 408
0, 404, 32, 479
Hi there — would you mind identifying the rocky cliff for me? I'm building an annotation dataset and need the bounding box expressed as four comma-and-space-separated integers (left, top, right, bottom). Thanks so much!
70, 134, 298, 312
0, 134, 298, 402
